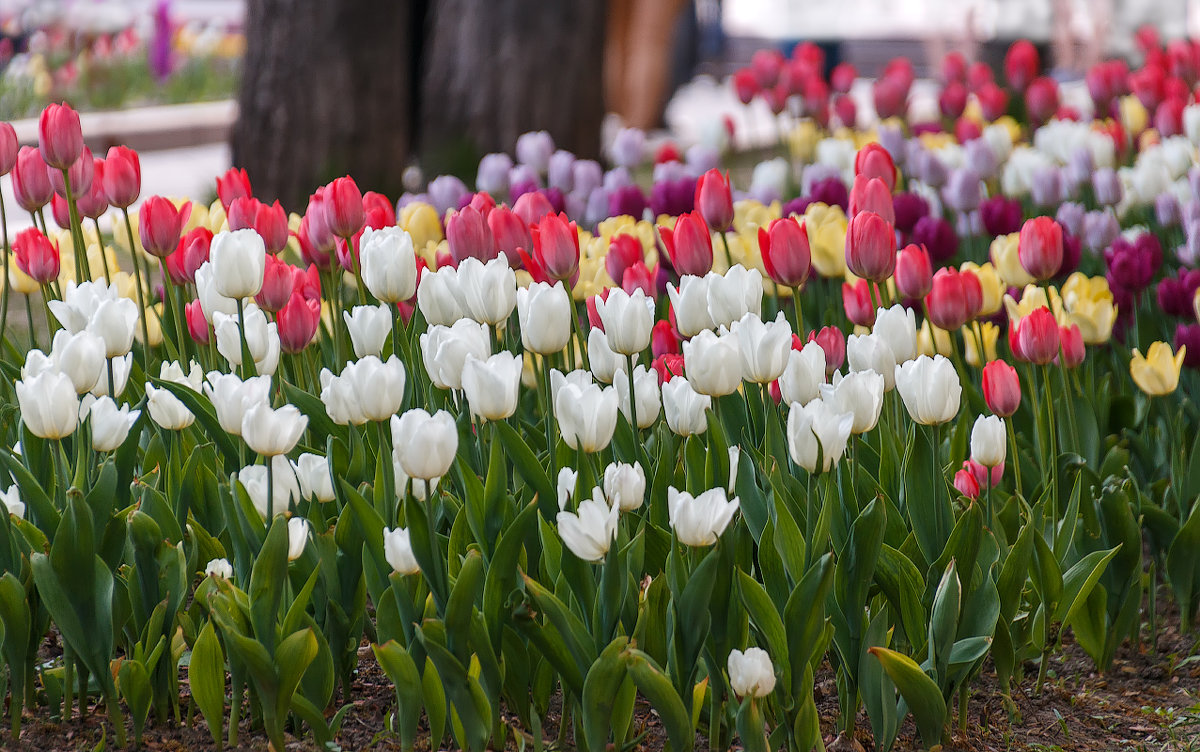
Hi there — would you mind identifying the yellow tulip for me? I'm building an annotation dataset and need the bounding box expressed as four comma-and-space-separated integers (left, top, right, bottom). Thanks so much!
962, 321, 999, 367
1060, 273, 1117, 344
573, 256, 608, 301
918, 320, 953, 357
732, 199, 780, 237
86, 243, 121, 280
1130, 342, 1185, 396
803, 203, 848, 278
992, 116, 1023, 145
1119, 95, 1148, 137
960, 261, 1003, 317
182, 199, 208, 234
595, 215, 637, 243
1003, 285, 1054, 324
400, 202, 443, 250
990, 232, 1035, 288
137, 303, 164, 347
1193, 287, 1200, 324
207, 200, 229, 234
6, 260, 39, 294
788, 120, 821, 163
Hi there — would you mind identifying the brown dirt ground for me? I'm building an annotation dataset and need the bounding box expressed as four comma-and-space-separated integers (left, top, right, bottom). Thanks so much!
8, 589, 1199, 751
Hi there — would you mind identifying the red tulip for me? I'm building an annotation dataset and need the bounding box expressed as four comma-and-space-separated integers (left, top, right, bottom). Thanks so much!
659, 211, 713, 277
695, 169, 734, 232
325, 176, 365, 238
964, 458, 1004, 489
758, 217, 812, 288
216, 167, 251, 212
953, 467, 981, 499
832, 94, 857, 129
300, 190, 336, 268
50, 145, 93, 198
1018, 216, 1064, 281
848, 176, 895, 224
939, 81, 968, 120
842, 279, 876, 327
176, 227, 213, 284
138, 196, 187, 258
652, 319, 679, 358
830, 62, 857, 94
606, 234, 643, 288
229, 197, 289, 255
854, 143, 896, 191
976, 83, 1009, 122
38, 102, 83, 170
488, 205, 532, 266
982, 359, 1021, 417
76, 156, 108, 220
895, 243, 933, 299
967, 61, 994, 91
1004, 39, 1039, 92
652, 353, 686, 385
293, 263, 322, 301
50, 194, 70, 229
256, 254, 296, 312
12, 227, 59, 283
925, 267, 971, 331
941, 51, 967, 84
1013, 307, 1060, 365
528, 212, 580, 282
1024, 76, 1060, 125
844, 210, 896, 283
733, 68, 759, 105
446, 205, 497, 265
513, 191, 555, 226
1058, 323, 1085, 368
362, 191, 395, 226
809, 326, 845, 376
185, 299, 212, 345
622, 261, 657, 298
277, 291, 321, 353
102, 145, 140, 208
960, 268, 984, 320
0, 122, 16, 176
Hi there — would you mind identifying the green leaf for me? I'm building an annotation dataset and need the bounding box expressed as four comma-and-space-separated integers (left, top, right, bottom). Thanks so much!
738, 572, 789, 690
417, 630, 492, 752
1055, 546, 1121, 626
273, 628, 319, 723
581, 636, 630, 751
118, 659, 152, 740
190, 621, 226, 750
248, 518, 289, 652
624, 648, 694, 752
149, 377, 241, 470
495, 421, 554, 513
373, 641, 423, 752
869, 647, 946, 750
1167, 502, 1200, 626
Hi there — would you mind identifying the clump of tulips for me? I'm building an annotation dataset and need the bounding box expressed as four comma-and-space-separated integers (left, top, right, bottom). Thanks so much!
2, 36, 1200, 750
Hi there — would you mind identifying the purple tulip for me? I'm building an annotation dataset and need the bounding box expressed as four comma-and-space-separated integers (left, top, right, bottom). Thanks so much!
548, 150, 576, 193
476, 153, 513, 194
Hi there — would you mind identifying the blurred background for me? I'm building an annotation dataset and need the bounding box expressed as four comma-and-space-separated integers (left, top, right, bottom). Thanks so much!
0, 0, 1196, 218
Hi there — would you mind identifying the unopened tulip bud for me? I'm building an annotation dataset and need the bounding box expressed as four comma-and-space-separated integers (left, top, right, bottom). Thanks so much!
38, 102, 83, 170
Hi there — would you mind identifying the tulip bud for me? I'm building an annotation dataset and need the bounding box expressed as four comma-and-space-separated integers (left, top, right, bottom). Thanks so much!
695, 169, 734, 231
667, 275, 716, 338
243, 402, 308, 458
604, 462, 646, 512
733, 312, 791, 385
255, 253, 295, 313
392, 408, 457, 480
213, 303, 281, 376
215, 167, 251, 212
660, 212, 714, 277
0, 122, 16, 176
970, 414, 1007, 468
343, 304, 392, 359
667, 486, 739, 546
325, 176, 365, 238
16, 370, 79, 439
205, 559, 233, 579
808, 326, 845, 376
557, 488, 619, 562
38, 102, 83, 170
925, 268, 972, 332
139, 196, 187, 258
204, 372, 272, 436
597, 287, 653, 356
1017, 216, 1064, 281
1004, 39, 1039, 92
103, 145, 141, 208
982, 360, 1021, 417
787, 398, 854, 473
842, 280, 876, 327
708, 265, 764, 330
185, 300, 213, 345
555, 379, 619, 453
615, 364, 660, 429
210, 228, 267, 299
516, 281, 571, 355
894, 354, 961, 425
145, 360, 202, 430
1130, 341, 1185, 396
383, 527, 421, 574
758, 218, 812, 288
446, 205, 497, 265
1058, 323, 1085, 368
662, 375, 710, 436
1013, 307, 1060, 365
462, 352, 523, 422
286, 517, 309, 561
728, 648, 776, 698
277, 292, 321, 353
12, 146, 53, 212
854, 143, 897, 191
684, 329, 742, 397
953, 468, 981, 499
12, 227, 59, 284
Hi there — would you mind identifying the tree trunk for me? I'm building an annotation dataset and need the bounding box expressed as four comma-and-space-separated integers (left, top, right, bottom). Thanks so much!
232, 0, 417, 211
418, 0, 607, 177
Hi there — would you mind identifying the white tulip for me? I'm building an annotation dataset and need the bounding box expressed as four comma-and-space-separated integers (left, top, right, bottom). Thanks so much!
86, 296, 139, 358
392, 409, 458, 480
778, 342, 826, 406
667, 487, 740, 546
204, 558, 233, 579
210, 228, 267, 299
614, 364, 660, 429
556, 487, 619, 562
293, 453, 336, 503
416, 266, 465, 326
683, 328, 741, 397
556, 467, 578, 510
421, 320, 490, 391
787, 399, 854, 473
970, 414, 1006, 468
0, 486, 24, 518
48, 279, 119, 333
707, 265, 763, 329
90, 353, 131, 399
732, 311, 791, 384
16, 370, 79, 439
360, 226, 418, 303
847, 332, 897, 390
819, 370, 885, 434
517, 281, 571, 354
194, 261, 241, 323
667, 275, 715, 337
238, 455, 301, 518
596, 287, 653, 356
88, 396, 139, 452
728, 647, 776, 698
393, 459, 440, 501
343, 304, 393, 359
213, 303, 280, 376
146, 360, 203, 430
320, 355, 407, 424
204, 372, 272, 436
456, 256, 516, 326
555, 379, 619, 453
461, 351, 523, 422
242, 402, 308, 457
48, 329, 104, 393
319, 367, 367, 425
894, 355, 962, 425
587, 327, 631, 385
662, 375, 711, 437
382, 526, 420, 574
873, 304, 918, 364
603, 462, 645, 511
286, 517, 309, 561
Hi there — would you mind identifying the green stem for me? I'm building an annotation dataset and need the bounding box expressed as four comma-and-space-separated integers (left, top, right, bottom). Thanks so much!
790, 284, 805, 336
60, 168, 88, 283
24, 293, 37, 351
120, 208, 152, 370
1042, 366, 1059, 526
89, 217, 111, 285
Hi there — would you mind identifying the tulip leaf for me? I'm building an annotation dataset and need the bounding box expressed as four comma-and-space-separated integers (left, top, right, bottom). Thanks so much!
416, 628, 492, 752
1167, 502, 1200, 627
247, 517, 289, 652
483, 501, 537, 650
118, 659, 152, 743
0, 447, 58, 535
494, 421, 554, 515
738, 571, 788, 687
869, 647, 946, 750
874, 544, 928, 648
281, 380, 345, 445
581, 636, 630, 751
521, 575, 596, 679
148, 377, 241, 471
859, 608, 898, 752
785, 553, 834, 676
1055, 545, 1120, 626
624, 648, 695, 752
373, 641, 423, 751
445, 550, 484, 661
190, 620, 227, 750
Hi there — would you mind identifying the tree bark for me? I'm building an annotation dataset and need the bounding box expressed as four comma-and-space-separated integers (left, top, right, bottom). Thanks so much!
418, 0, 607, 176
232, 0, 416, 211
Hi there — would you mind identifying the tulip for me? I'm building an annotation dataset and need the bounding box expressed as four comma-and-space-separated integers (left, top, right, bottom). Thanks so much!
421, 320, 490, 392
283, 517, 309, 561
894, 355, 961, 425
787, 398, 854, 472
205, 559, 233, 579
517, 281, 571, 355
1017, 217, 1064, 282
660, 212, 714, 277
292, 453, 336, 503
557, 488, 620, 562
587, 327, 630, 385
953, 468, 981, 499
855, 142, 897, 191
778, 341, 826, 406
604, 462, 646, 512
528, 213, 580, 282
894, 244, 932, 300
102, 145, 140, 208
684, 329, 742, 397
0, 122, 15, 175
254, 254, 294, 313
12, 146, 52, 211
695, 169, 734, 231
848, 176, 895, 224
970, 414, 1006, 468
1004, 39, 1039, 91
728, 648, 776, 698
1058, 323, 1085, 368
277, 292, 321, 353
667, 486, 739, 546
847, 331, 897, 388
708, 265, 764, 330
45, 330, 104, 393
16, 370, 79, 439
343, 304, 393, 359
139, 196, 187, 258
446, 205, 497, 264
809, 326, 845, 376
87, 396, 139, 452
324, 355, 407, 424
842, 280, 875, 327
821, 369, 885, 434
242, 402, 308, 457
662, 375, 711, 437
325, 176, 365, 238
1130, 341, 1185, 396
556, 378, 619, 453
873, 304, 918, 365
87, 296, 139, 358
359, 226, 418, 303
392, 408, 458, 480
758, 218, 812, 288
145, 378, 195, 430
981, 360, 1021, 418
1012, 307, 1060, 365
597, 287, 653, 356
38, 102, 83, 170
417, 266, 467, 326
12, 228, 59, 284
89, 353, 132, 399
210, 228, 267, 299
215, 167, 251, 211
462, 351, 523, 422
732, 312, 791, 384
667, 275, 716, 337
213, 304, 280, 375
925, 268, 972, 332
238, 456, 300, 518
456, 256, 517, 326
382, 527, 421, 574
614, 364, 660, 429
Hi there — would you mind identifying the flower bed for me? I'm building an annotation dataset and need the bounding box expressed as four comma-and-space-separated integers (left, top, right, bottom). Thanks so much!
1, 34, 1200, 752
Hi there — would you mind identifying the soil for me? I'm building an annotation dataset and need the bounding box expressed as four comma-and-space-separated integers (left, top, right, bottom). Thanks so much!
8, 588, 1199, 751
